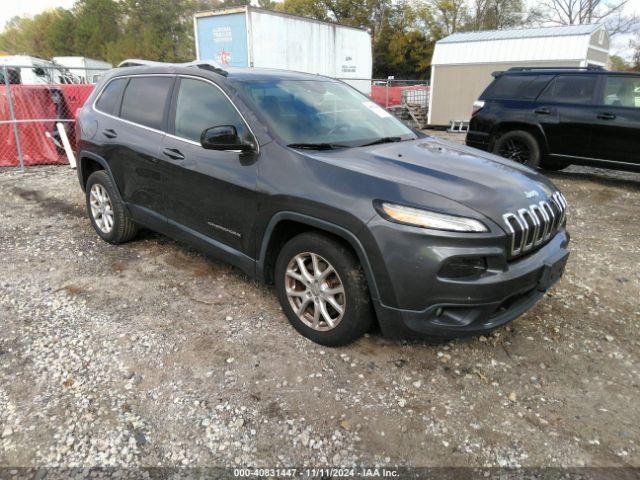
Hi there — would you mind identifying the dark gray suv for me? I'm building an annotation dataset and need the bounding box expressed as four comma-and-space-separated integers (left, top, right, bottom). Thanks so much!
76, 60, 570, 346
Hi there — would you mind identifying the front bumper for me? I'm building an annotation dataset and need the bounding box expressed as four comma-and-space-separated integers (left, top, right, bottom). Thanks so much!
370, 229, 570, 339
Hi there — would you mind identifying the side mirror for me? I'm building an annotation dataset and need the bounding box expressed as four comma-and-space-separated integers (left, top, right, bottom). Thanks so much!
200, 125, 255, 152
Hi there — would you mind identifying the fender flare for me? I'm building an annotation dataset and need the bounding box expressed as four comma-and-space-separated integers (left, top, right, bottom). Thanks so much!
256, 211, 381, 302
77, 150, 124, 200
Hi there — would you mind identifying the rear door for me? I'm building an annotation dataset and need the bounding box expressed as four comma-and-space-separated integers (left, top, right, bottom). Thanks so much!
590, 74, 640, 166
535, 74, 599, 159
107, 75, 175, 220
161, 76, 260, 257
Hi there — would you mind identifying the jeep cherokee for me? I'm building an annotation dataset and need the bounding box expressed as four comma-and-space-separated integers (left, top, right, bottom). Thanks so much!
76, 60, 570, 346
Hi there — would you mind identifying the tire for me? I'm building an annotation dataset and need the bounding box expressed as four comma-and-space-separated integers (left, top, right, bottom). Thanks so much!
275, 232, 372, 346
85, 170, 138, 244
540, 158, 570, 171
492, 130, 541, 168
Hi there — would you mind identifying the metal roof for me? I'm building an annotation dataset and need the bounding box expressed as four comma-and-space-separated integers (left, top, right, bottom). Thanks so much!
438, 24, 604, 44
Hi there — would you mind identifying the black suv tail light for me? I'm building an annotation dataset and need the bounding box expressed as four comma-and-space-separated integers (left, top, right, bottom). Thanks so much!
471, 100, 485, 116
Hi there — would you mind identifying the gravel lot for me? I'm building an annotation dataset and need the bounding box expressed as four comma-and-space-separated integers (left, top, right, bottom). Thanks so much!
1, 131, 639, 470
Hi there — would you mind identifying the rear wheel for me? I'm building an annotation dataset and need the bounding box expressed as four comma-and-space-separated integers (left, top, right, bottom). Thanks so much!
86, 170, 138, 244
275, 232, 372, 346
492, 130, 540, 168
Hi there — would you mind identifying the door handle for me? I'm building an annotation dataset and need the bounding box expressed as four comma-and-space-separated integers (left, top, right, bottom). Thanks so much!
534, 107, 551, 115
162, 148, 185, 160
596, 112, 616, 120
102, 129, 117, 139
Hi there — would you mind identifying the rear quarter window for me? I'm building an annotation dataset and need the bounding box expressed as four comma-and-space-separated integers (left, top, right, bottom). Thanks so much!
120, 76, 174, 130
95, 78, 128, 116
538, 75, 598, 105
482, 74, 553, 100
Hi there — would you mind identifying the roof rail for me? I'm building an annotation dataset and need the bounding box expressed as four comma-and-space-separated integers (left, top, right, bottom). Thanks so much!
506, 65, 605, 72
117, 59, 228, 77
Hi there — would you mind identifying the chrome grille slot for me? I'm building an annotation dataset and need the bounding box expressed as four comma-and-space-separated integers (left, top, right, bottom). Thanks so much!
502, 191, 567, 258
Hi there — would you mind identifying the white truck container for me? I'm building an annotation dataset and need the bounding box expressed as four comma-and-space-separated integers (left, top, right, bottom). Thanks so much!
194, 6, 372, 94
52, 57, 112, 84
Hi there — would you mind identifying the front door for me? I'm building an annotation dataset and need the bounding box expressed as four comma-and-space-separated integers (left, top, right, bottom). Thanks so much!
590, 74, 640, 166
161, 76, 260, 257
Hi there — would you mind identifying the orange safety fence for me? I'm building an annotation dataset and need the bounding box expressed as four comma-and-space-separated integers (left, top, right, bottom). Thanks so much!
0, 84, 94, 167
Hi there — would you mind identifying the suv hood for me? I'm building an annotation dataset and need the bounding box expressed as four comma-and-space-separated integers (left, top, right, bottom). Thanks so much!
309, 137, 559, 219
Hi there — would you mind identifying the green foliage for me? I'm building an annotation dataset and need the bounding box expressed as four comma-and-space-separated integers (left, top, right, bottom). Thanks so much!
609, 55, 630, 71
73, 0, 120, 60
104, 0, 199, 64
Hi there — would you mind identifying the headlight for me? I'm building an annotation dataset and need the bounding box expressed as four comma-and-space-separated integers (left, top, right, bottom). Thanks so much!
379, 202, 488, 233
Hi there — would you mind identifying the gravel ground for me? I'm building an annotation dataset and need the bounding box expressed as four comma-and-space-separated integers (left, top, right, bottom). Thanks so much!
1, 132, 639, 470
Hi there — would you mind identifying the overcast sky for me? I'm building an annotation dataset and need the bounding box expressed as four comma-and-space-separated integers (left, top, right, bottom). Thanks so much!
1, 0, 639, 58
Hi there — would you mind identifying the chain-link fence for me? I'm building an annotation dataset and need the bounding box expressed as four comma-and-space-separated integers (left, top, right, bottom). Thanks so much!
1, 65, 107, 170
1, 69, 429, 170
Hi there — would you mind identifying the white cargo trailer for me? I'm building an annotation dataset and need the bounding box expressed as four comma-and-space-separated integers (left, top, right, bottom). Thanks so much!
52, 57, 112, 84
194, 6, 372, 94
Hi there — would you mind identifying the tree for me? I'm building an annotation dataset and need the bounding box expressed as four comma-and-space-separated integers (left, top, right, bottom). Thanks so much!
0, 9, 77, 58
105, 0, 199, 64
73, 0, 121, 60
608, 54, 630, 70
417, 0, 468, 38
632, 34, 640, 70
538, 0, 638, 35
374, 1, 432, 78
276, 0, 392, 42
467, 0, 530, 30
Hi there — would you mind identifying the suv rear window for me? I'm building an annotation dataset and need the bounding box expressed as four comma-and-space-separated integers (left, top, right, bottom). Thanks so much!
538, 75, 598, 105
95, 78, 127, 116
120, 76, 173, 130
483, 74, 552, 100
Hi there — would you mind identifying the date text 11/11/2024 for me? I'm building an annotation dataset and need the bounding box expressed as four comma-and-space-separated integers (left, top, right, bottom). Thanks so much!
233, 467, 400, 477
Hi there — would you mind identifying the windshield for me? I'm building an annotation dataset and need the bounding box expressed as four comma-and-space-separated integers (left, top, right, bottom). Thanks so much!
236, 80, 416, 147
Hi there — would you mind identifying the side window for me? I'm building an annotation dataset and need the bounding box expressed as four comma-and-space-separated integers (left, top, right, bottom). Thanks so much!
486, 75, 553, 100
538, 75, 598, 105
602, 76, 640, 108
120, 76, 173, 130
95, 78, 128, 115
173, 78, 247, 143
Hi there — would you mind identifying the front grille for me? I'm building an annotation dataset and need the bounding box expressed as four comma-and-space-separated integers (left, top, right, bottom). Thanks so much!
503, 192, 567, 258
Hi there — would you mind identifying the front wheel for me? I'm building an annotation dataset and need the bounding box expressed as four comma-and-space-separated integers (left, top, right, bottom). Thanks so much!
492, 130, 541, 168
275, 232, 372, 346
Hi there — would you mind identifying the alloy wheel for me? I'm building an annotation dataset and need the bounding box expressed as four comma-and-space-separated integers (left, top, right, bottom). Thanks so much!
89, 183, 114, 234
284, 252, 346, 331
499, 138, 531, 164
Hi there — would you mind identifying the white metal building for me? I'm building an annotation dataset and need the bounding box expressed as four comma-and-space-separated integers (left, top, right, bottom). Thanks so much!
428, 24, 609, 125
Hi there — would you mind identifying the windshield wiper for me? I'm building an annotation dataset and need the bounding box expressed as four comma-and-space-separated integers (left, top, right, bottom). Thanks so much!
287, 143, 351, 150
359, 136, 403, 147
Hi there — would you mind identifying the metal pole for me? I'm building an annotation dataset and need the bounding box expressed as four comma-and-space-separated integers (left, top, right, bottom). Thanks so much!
3, 66, 25, 172
386, 79, 389, 109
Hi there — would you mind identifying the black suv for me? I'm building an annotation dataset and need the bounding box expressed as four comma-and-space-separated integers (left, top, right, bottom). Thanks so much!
76, 60, 569, 346
467, 67, 640, 172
